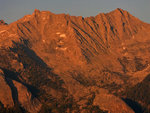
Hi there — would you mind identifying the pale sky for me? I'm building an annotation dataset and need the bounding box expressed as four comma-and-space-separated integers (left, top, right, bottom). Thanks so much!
0, 0, 150, 24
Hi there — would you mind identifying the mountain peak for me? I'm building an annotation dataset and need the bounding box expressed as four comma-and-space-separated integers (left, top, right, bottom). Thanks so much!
111, 8, 126, 15
33, 9, 41, 16
96, 8, 127, 18
0, 20, 7, 25
32, 9, 54, 17
115, 8, 124, 12
0, 8, 150, 113
34, 9, 40, 13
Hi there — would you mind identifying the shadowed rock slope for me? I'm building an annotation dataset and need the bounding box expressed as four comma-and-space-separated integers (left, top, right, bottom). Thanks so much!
0, 8, 150, 113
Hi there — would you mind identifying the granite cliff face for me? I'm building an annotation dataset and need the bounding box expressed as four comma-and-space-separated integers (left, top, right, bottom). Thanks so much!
0, 69, 41, 113
0, 8, 150, 113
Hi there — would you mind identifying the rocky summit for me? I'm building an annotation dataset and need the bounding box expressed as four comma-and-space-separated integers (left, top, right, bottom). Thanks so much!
0, 8, 150, 113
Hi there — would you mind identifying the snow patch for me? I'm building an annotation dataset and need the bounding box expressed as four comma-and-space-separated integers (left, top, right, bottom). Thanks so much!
123, 47, 126, 50
60, 47, 67, 51
42, 40, 46, 43
56, 32, 67, 38
60, 34, 66, 38
56, 32, 60, 35
59, 41, 64, 44
56, 47, 67, 51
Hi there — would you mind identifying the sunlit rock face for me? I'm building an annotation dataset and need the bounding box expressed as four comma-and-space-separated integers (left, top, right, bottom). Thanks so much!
0, 8, 150, 112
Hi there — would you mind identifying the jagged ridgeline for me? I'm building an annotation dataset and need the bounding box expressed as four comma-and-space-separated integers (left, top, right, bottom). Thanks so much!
0, 8, 150, 113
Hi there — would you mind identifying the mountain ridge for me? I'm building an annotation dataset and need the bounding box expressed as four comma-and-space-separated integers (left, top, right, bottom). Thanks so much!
0, 8, 150, 113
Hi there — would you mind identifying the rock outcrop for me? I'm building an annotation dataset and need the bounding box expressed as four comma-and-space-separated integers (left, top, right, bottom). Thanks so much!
93, 88, 134, 113
0, 69, 14, 107
0, 69, 41, 113
0, 8, 150, 112
0, 20, 7, 25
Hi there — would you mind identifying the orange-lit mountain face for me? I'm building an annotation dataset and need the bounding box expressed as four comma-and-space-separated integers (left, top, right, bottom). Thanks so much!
0, 8, 150, 113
